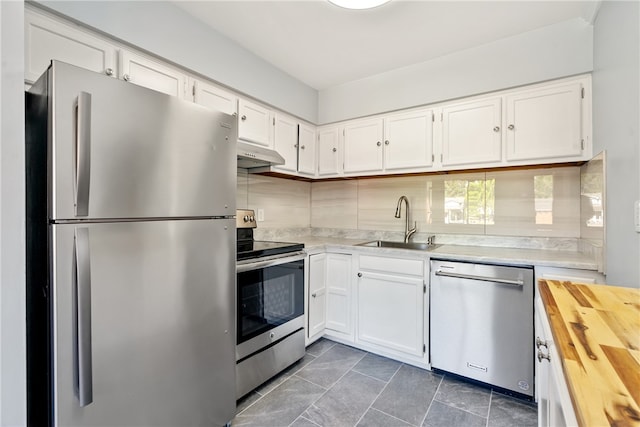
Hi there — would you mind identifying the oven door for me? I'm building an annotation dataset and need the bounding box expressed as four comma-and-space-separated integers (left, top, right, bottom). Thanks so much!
236, 252, 305, 361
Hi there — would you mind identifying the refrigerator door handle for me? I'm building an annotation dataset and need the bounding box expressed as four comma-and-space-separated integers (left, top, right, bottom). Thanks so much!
73, 227, 93, 406
75, 92, 92, 217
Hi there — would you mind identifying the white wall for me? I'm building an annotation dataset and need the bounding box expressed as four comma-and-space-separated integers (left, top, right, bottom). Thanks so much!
319, 18, 593, 124
593, 1, 640, 287
0, 1, 26, 425
36, 0, 319, 123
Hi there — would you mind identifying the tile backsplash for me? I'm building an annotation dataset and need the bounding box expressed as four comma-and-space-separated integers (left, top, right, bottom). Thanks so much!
238, 165, 590, 241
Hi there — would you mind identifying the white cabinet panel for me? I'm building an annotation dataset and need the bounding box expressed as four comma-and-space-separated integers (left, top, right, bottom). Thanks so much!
307, 254, 327, 341
343, 119, 384, 173
441, 98, 502, 166
238, 99, 272, 147
506, 83, 583, 161
357, 270, 424, 357
119, 51, 187, 99
25, 8, 118, 83
325, 254, 352, 336
317, 126, 342, 177
298, 124, 317, 176
384, 109, 434, 170
192, 79, 237, 115
273, 114, 299, 173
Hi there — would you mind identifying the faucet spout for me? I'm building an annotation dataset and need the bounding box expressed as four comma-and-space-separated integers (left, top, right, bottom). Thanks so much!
395, 196, 417, 243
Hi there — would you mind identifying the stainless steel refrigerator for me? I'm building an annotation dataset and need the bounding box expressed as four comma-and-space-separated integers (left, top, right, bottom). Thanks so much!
26, 61, 237, 426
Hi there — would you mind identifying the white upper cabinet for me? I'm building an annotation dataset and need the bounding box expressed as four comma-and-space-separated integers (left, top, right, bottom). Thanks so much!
25, 8, 118, 83
273, 113, 299, 173
192, 79, 237, 115
238, 99, 272, 147
343, 118, 384, 174
383, 109, 434, 171
317, 126, 342, 177
298, 124, 317, 176
441, 98, 503, 167
119, 51, 188, 99
505, 83, 584, 162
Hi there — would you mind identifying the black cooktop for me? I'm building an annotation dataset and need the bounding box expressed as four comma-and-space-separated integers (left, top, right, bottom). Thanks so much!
236, 240, 304, 261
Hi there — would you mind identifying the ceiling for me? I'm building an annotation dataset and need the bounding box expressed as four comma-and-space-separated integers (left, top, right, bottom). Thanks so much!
173, 0, 600, 90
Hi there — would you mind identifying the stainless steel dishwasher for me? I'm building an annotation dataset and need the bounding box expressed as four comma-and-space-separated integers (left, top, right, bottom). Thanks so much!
430, 259, 534, 397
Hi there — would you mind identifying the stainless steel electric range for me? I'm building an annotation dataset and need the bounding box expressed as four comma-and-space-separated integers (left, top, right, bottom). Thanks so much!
235, 209, 306, 398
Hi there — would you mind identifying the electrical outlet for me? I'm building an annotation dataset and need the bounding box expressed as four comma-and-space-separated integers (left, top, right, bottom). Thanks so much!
257, 208, 265, 222
635, 200, 640, 232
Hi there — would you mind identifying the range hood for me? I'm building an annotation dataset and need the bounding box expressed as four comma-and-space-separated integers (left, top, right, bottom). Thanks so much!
237, 140, 285, 169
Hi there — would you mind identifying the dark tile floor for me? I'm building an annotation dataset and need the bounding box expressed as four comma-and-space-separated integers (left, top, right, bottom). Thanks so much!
233, 338, 537, 427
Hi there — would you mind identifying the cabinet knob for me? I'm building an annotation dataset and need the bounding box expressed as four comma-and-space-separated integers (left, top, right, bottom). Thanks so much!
105, 68, 114, 76
493, 126, 500, 132
241, 115, 247, 121
385, 140, 390, 145
357, 272, 362, 277
300, 145, 305, 150
311, 293, 317, 298
537, 350, 551, 363
508, 124, 515, 130
332, 147, 337, 153
123, 74, 131, 82
376, 141, 381, 147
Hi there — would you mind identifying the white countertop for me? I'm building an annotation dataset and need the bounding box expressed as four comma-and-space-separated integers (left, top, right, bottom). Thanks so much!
291, 236, 599, 270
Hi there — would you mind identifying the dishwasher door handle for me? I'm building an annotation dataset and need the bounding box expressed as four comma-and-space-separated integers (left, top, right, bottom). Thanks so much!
434, 270, 524, 286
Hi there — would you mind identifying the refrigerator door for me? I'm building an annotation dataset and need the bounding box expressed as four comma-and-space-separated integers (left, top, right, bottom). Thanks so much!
51, 219, 235, 426
47, 61, 236, 221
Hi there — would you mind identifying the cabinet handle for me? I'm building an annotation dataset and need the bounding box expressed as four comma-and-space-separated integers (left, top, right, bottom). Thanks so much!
123, 74, 131, 82
104, 68, 114, 76
385, 140, 390, 145
241, 115, 247, 121
332, 147, 337, 153
376, 141, 381, 147
508, 124, 515, 130
493, 126, 500, 132
357, 272, 362, 277
536, 337, 548, 349
300, 145, 305, 150
537, 350, 551, 363
311, 293, 317, 298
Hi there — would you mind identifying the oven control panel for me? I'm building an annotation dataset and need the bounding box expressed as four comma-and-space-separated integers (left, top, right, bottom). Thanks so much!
236, 209, 257, 228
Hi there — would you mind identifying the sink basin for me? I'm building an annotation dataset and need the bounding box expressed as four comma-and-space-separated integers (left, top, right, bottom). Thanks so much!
356, 240, 440, 251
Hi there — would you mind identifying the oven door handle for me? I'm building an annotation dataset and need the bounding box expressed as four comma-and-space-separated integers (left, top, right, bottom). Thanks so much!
237, 251, 306, 273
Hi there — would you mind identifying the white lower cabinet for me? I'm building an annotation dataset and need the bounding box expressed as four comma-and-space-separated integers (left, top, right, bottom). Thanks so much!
355, 255, 427, 365
324, 253, 353, 339
307, 254, 327, 344
535, 297, 578, 427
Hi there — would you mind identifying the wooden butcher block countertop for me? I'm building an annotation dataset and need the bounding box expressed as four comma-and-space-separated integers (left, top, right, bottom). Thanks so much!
539, 279, 640, 427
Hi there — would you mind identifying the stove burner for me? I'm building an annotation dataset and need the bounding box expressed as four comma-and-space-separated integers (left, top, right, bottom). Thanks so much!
236, 209, 304, 260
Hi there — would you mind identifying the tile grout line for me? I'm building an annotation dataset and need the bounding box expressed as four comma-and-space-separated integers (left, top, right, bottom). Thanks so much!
352, 362, 404, 427
419, 373, 444, 427
486, 390, 494, 427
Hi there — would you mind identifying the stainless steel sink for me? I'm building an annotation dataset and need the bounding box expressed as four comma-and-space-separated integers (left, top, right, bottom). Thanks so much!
356, 240, 440, 251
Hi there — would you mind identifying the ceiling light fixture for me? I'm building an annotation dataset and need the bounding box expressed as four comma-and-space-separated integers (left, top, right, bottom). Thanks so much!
328, 0, 391, 10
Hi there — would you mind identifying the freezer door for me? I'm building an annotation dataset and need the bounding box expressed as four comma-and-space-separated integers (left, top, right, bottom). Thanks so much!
51, 219, 235, 426
47, 61, 236, 220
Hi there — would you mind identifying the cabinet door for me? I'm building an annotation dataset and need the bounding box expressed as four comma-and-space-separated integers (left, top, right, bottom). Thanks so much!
119, 51, 187, 99
357, 271, 424, 357
273, 114, 299, 173
325, 254, 352, 335
238, 99, 272, 147
384, 109, 434, 170
506, 83, 583, 161
441, 98, 502, 166
317, 126, 342, 176
25, 9, 118, 83
307, 254, 327, 339
298, 124, 317, 176
343, 119, 383, 173
192, 79, 237, 115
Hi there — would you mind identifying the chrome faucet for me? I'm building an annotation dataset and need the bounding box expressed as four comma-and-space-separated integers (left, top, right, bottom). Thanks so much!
395, 195, 417, 243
